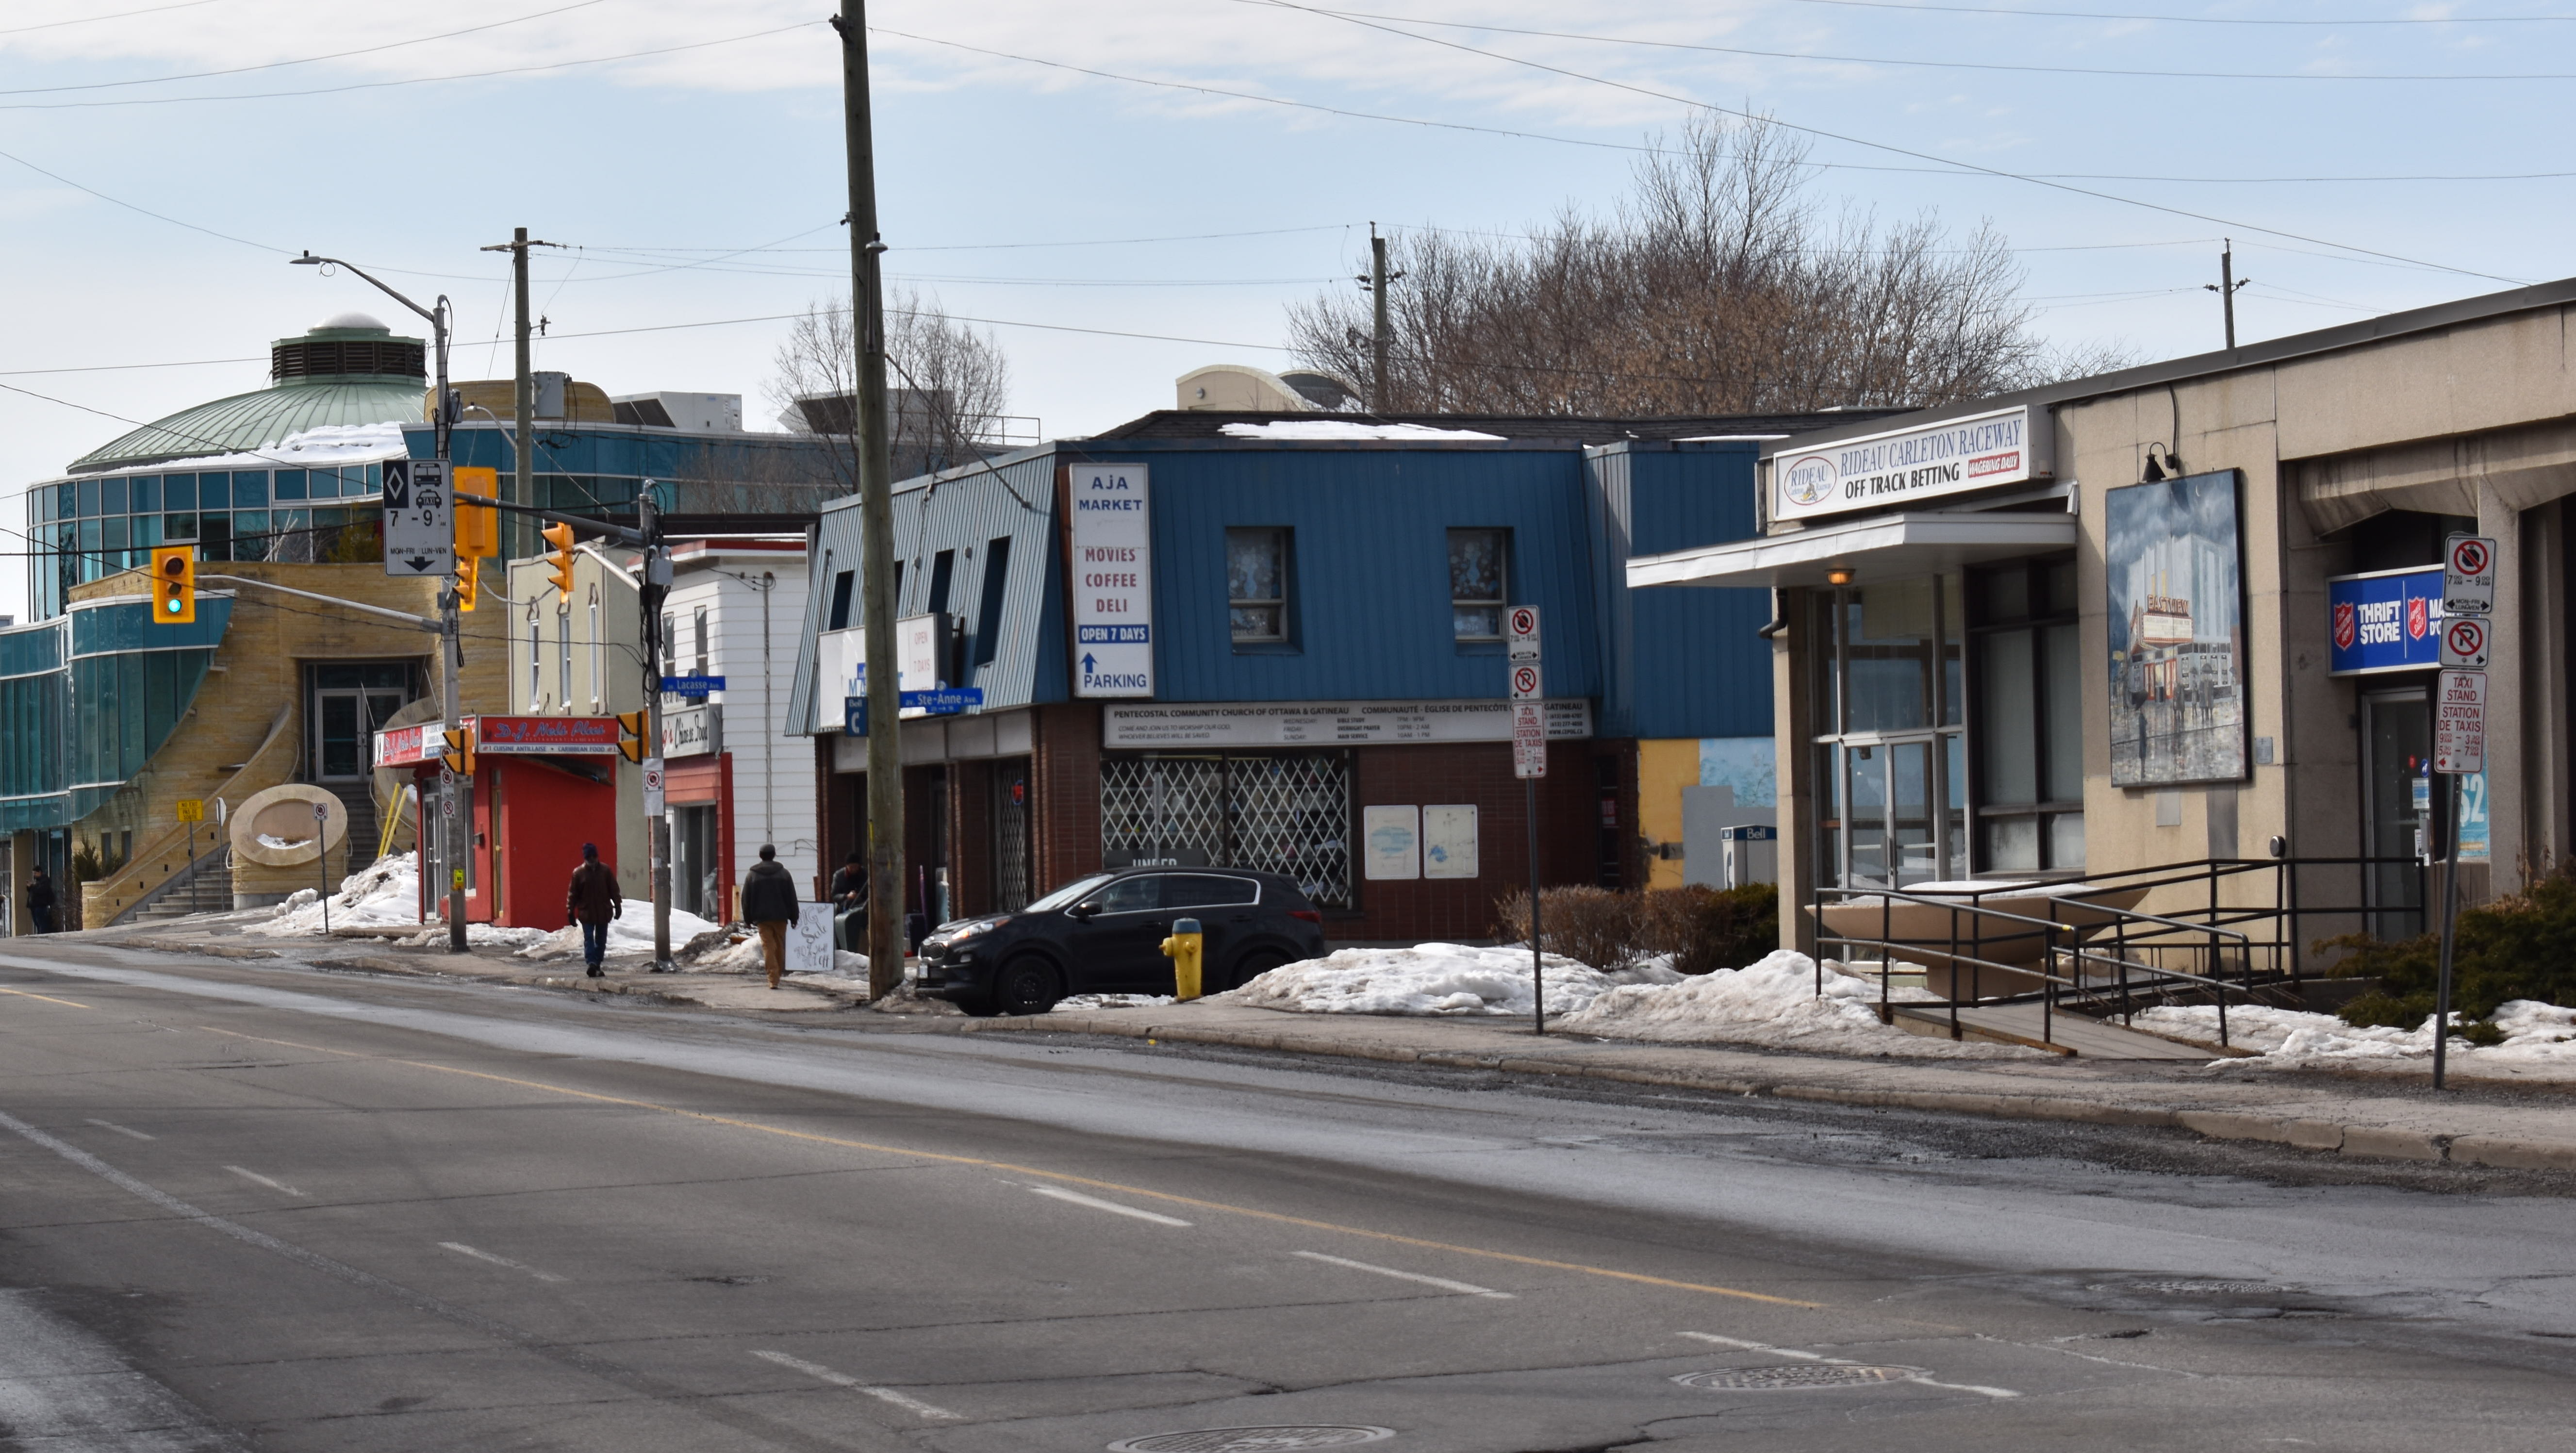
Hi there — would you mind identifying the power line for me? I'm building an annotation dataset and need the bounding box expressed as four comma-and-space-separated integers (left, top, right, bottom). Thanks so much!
0, 0, 613, 98
1276, 3, 2576, 80
1238, 0, 2529, 286
0, 18, 824, 112
1779, 0, 2576, 26
0, 0, 231, 36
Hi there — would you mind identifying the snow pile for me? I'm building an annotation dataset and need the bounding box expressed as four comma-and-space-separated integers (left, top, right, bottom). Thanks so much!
687, 935, 868, 976
2138, 1001, 2576, 1077
247, 853, 423, 936
1218, 421, 1505, 442
154, 421, 407, 478
1556, 951, 2036, 1058
256, 833, 315, 850
1216, 942, 1647, 1018
1053, 993, 1176, 1012
513, 898, 725, 960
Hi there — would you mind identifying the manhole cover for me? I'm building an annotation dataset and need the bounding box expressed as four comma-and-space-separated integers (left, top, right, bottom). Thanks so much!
1108, 1428, 1394, 1453
2104, 1280, 2288, 1296
1674, 1364, 1925, 1390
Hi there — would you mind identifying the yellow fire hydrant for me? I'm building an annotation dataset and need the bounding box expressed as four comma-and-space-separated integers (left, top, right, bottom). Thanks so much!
1161, 916, 1204, 1001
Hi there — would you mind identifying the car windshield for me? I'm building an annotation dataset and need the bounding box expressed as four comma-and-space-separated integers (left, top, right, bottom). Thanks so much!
1026, 873, 1116, 913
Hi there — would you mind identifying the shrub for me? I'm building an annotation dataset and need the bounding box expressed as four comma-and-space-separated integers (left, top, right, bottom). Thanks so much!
2325, 862, 2576, 1031
1639, 883, 1780, 975
1493, 882, 1780, 974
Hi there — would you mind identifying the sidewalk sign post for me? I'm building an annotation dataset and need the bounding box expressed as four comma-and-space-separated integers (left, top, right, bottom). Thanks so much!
1509, 607, 1545, 1034
315, 800, 332, 937
2430, 533, 2497, 1090
176, 799, 203, 912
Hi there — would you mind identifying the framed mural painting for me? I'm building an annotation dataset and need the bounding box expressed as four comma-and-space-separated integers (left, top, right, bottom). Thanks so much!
2105, 470, 2248, 786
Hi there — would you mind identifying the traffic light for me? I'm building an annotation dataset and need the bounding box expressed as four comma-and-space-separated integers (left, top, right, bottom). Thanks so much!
440, 725, 477, 776
452, 470, 498, 560
149, 546, 195, 625
455, 556, 480, 612
615, 710, 649, 764
542, 521, 577, 601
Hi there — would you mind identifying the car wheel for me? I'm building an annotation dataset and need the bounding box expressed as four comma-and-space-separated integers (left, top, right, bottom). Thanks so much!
1227, 949, 1288, 992
992, 955, 1063, 1016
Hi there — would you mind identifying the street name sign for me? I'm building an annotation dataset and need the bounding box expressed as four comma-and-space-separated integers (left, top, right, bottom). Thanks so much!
381, 459, 454, 578
2438, 615, 2489, 669
1507, 606, 1541, 661
2434, 669, 2487, 774
2443, 533, 2496, 616
660, 675, 726, 697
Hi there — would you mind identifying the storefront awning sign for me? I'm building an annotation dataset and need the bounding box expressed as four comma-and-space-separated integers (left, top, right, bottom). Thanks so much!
1767, 406, 2041, 523
2326, 567, 2443, 676
474, 714, 625, 755
373, 720, 444, 768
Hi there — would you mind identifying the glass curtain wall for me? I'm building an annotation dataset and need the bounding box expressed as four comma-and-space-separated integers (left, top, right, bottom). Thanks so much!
1967, 558, 2086, 872
1808, 577, 1966, 890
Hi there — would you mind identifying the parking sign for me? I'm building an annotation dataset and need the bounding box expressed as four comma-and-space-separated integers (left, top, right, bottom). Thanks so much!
2434, 669, 2487, 774
1507, 606, 1541, 661
382, 459, 455, 577
2443, 533, 2495, 617
2439, 615, 2489, 669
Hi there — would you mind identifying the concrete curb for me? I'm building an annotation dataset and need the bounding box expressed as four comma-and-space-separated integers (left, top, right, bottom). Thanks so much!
958, 1015, 2576, 1173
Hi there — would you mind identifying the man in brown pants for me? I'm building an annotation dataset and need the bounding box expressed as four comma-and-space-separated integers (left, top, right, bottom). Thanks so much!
739, 843, 799, 990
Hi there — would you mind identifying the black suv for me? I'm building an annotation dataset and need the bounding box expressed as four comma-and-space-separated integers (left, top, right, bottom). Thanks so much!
917, 866, 1328, 1016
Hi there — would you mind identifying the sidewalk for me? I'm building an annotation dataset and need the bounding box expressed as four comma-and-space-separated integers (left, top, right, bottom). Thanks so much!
74, 912, 870, 1015
958, 998, 2576, 1173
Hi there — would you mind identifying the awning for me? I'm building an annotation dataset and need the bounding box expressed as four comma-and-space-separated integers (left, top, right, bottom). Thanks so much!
1627, 510, 2079, 589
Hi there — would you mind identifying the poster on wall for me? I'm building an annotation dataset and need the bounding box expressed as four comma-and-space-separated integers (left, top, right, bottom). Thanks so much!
1362, 805, 1420, 880
1423, 805, 1479, 879
2105, 470, 2248, 786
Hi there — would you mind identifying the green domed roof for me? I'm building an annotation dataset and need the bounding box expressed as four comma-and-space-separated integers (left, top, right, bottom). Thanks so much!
71, 314, 427, 474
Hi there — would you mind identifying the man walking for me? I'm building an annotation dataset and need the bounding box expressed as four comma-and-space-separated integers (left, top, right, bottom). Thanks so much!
741, 844, 799, 991
25, 867, 55, 935
565, 843, 621, 978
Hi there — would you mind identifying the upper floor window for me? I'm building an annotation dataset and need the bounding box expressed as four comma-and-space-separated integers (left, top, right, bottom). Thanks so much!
1227, 528, 1288, 642
693, 605, 710, 677
1449, 528, 1506, 640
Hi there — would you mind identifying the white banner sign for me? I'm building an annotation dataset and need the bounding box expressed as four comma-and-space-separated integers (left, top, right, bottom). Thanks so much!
816, 613, 949, 725
1071, 462, 1153, 697
1104, 698, 1591, 748
1770, 406, 2036, 522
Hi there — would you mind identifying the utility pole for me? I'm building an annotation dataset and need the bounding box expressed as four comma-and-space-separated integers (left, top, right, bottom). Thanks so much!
2205, 238, 2249, 350
835, 0, 907, 1001
479, 229, 557, 555
639, 488, 673, 971
1357, 224, 1402, 410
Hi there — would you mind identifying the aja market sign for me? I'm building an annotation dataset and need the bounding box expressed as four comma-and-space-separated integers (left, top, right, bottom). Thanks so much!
1769, 406, 2042, 523
2327, 566, 2446, 676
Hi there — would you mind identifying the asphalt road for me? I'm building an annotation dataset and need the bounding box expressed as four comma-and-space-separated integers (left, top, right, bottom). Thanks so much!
4, 938, 2575, 1453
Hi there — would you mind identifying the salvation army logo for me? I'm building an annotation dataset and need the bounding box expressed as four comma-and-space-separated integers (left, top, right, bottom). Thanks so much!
2407, 597, 2428, 640
1781, 454, 1836, 507
2333, 603, 2356, 652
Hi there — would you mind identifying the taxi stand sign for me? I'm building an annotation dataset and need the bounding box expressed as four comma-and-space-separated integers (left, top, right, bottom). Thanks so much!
2434, 669, 2486, 774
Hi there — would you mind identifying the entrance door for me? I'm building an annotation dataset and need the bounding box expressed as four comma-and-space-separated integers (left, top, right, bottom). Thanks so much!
1836, 737, 1951, 889
313, 688, 406, 781
672, 805, 720, 920
2361, 689, 2430, 938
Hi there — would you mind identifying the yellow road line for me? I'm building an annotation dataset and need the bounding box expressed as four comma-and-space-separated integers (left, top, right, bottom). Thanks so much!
0, 986, 91, 1009
196, 1025, 1821, 1308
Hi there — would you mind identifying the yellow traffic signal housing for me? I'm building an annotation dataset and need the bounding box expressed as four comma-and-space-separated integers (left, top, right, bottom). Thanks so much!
440, 725, 477, 776
456, 556, 480, 612
452, 469, 499, 560
615, 710, 648, 764
542, 521, 578, 601
149, 546, 195, 624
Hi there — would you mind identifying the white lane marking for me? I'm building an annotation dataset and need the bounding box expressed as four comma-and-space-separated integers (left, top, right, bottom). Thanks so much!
1679, 1331, 2018, 1398
222, 1165, 306, 1198
751, 1350, 960, 1420
1027, 1184, 1192, 1226
0, 1288, 253, 1452
1293, 1250, 1515, 1299
438, 1241, 568, 1283
85, 1118, 155, 1141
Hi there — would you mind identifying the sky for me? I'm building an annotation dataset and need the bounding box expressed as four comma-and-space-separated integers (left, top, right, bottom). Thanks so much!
3, 0, 2572, 616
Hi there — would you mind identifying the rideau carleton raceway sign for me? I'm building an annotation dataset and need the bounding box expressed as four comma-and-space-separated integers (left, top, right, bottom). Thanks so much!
1771, 406, 2037, 522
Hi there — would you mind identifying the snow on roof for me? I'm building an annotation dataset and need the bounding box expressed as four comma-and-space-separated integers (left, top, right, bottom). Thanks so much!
1218, 420, 1507, 442
146, 420, 411, 475
1676, 433, 1792, 442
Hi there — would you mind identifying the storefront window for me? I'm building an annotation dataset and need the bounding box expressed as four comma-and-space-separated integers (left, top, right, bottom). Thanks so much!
1968, 558, 2084, 872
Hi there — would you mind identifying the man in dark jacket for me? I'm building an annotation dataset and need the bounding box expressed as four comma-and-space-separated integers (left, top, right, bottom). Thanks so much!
565, 843, 622, 977
740, 844, 799, 990
828, 850, 868, 951
25, 868, 55, 935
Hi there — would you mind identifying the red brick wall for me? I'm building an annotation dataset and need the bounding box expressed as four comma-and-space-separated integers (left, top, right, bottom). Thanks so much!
1032, 702, 1104, 892
1342, 737, 1632, 942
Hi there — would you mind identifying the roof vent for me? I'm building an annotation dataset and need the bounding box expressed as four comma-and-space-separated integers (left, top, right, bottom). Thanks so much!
273, 314, 426, 383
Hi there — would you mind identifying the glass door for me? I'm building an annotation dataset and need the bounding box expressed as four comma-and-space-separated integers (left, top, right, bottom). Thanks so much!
2361, 689, 2429, 938
312, 688, 406, 781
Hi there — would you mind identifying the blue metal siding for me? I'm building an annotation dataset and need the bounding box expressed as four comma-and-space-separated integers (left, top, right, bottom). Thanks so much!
1068, 443, 1601, 704
1594, 442, 1773, 740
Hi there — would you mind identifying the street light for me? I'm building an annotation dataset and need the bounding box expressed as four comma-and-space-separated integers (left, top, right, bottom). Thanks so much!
293, 251, 471, 955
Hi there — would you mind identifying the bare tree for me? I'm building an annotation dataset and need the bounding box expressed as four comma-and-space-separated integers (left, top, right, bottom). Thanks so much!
1288, 115, 2126, 416
770, 290, 1013, 486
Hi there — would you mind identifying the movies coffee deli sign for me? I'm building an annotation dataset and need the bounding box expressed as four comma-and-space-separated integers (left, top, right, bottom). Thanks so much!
1767, 405, 2042, 524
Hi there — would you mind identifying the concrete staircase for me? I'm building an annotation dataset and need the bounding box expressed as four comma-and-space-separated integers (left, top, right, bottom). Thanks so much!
127, 849, 235, 921
324, 781, 381, 877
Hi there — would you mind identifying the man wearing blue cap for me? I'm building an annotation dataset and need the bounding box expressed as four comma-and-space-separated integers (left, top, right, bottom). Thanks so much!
566, 842, 621, 977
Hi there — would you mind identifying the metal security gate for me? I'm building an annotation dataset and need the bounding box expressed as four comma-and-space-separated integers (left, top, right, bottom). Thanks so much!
991, 757, 1032, 912
1100, 752, 1352, 908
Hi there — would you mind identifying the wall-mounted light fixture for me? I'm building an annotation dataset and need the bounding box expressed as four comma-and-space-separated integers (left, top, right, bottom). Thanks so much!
1826, 566, 1854, 586
2141, 442, 2183, 482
